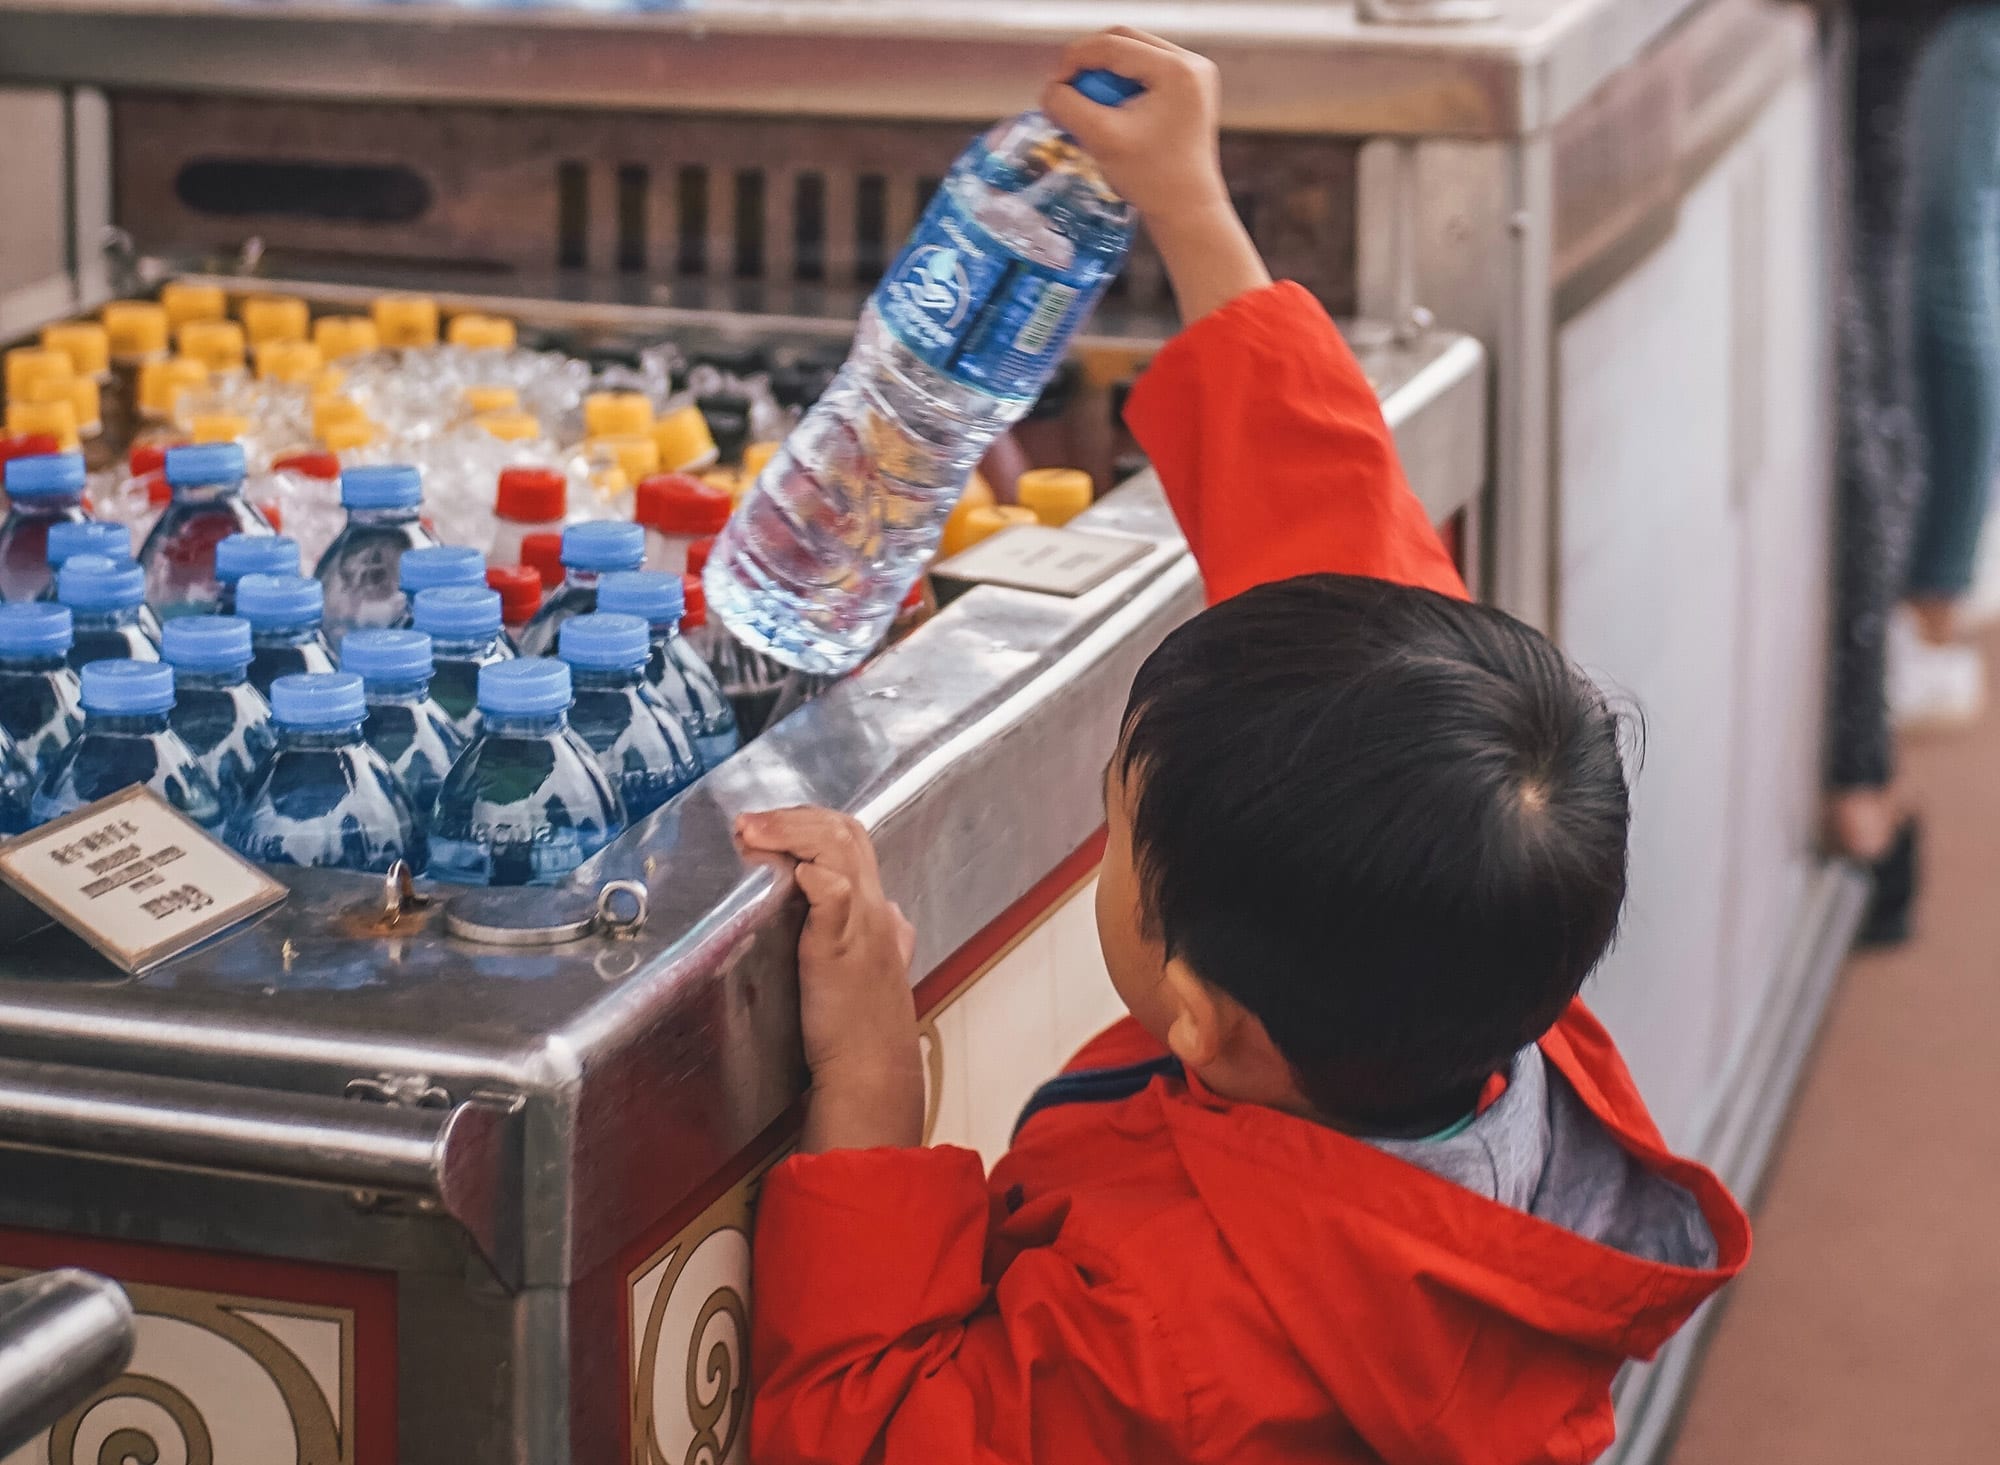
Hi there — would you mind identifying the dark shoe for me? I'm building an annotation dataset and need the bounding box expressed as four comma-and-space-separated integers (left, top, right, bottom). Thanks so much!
1855, 816, 1919, 949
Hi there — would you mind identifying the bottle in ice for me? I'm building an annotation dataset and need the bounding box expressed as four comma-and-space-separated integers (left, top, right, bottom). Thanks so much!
411, 585, 514, 737
214, 533, 302, 615
428, 658, 626, 887
702, 70, 1140, 674
314, 464, 442, 645
393, 546, 489, 628
227, 672, 419, 875
237, 572, 336, 697
0, 603, 82, 775
597, 571, 738, 770
57, 556, 160, 669
141, 443, 276, 617
515, 521, 645, 658
0, 452, 90, 603
160, 616, 275, 813
341, 627, 465, 836
32, 660, 224, 831
557, 613, 700, 820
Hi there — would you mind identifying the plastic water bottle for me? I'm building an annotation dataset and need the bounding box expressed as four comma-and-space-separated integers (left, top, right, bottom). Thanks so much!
57, 556, 160, 668
214, 533, 302, 615
393, 545, 489, 629
161, 616, 274, 813
237, 572, 336, 697
411, 585, 513, 737
341, 627, 465, 836
428, 658, 627, 887
557, 613, 700, 819
0, 603, 82, 775
598, 571, 738, 769
515, 521, 644, 658
141, 443, 276, 618
0, 726, 33, 834
40, 521, 144, 615
0, 452, 90, 603
703, 72, 1139, 674
227, 672, 419, 874
32, 660, 224, 831
314, 464, 443, 644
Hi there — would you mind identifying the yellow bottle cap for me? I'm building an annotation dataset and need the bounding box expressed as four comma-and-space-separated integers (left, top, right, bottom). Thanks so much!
160, 281, 226, 329
1016, 467, 1093, 527
592, 434, 660, 484
40, 322, 110, 378
652, 403, 719, 473
700, 467, 744, 501
740, 441, 780, 480
371, 296, 439, 349
5, 347, 73, 403
6, 399, 79, 451
255, 340, 324, 385
942, 503, 1036, 558
463, 384, 519, 416
313, 395, 368, 438
592, 466, 631, 500
322, 417, 376, 451
178, 319, 247, 374
447, 314, 517, 350
191, 412, 248, 445
477, 410, 540, 443
584, 392, 654, 439
28, 376, 103, 436
240, 294, 310, 346
137, 357, 211, 418
313, 315, 380, 360
313, 367, 348, 402
100, 300, 170, 359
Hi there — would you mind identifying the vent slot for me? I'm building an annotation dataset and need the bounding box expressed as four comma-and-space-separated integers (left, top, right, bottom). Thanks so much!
677, 165, 709, 276
733, 168, 765, 280
855, 173, 888, 285
794, 172, 827, 282
617, 164, 649, 273
556, 160, 588, 270
174, 159, 431, 223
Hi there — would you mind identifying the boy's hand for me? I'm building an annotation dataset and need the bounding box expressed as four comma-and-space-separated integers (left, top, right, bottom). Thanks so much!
737, 808, 925, 1153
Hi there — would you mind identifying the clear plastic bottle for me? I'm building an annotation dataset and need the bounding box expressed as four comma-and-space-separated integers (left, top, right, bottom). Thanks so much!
634, 472, 730, 576
515, 521, 644, 658
160, 615, 274, 813
598, 571, 738, 770
557, 613, 700, 819
0, 452, 91, 603
141, 443, 275, 617
32, 660, 223, 831
428, 658, 627, 887
57, 555, 161, 668
214, 533, 302, 615
314, 464, 442, 645
392, 545, 488, 630
227, 671, 419, 874
0, 603, 83, 775
237, 572, 336, 697
39, 522, 159, 648
411, 585, 514, 737
703, 72, 1139, 674
0, 724, 34, 834
341, 627, 465, 837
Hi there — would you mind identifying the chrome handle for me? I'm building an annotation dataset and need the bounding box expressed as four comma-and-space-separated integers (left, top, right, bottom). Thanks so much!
0, 1270, 134, 1456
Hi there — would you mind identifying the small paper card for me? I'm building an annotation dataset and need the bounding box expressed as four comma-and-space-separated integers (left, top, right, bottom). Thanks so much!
932, 525, 1152, 598
0, 785, 287, 975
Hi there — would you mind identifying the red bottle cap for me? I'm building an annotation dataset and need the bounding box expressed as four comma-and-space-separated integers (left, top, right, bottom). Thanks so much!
272, 450, 341, 481
486, 563, 543, 625
520, 531, 565, 592
0, 433, 62, 466
686, 536, 716, 575
495, 466, 567, 524
681, 574, 707, 630
634, 473, 730, 536
127, 443, 169, 478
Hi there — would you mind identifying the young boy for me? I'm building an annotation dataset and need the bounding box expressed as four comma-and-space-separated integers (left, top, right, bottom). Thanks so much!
737, 29, 1749, 1465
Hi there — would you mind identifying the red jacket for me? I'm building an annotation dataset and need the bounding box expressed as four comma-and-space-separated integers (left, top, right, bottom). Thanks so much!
751, 283, 1750, 1465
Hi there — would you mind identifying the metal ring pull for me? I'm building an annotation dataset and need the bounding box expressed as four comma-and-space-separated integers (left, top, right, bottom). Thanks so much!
380, 860, 431, 924
593, 880, 648, 939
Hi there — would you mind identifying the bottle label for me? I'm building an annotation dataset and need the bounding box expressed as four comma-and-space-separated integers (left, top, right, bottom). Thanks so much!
873, 185, 1117, 402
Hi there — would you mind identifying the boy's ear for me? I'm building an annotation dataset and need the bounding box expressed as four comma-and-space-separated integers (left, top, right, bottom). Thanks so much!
1161, 958, 1234, 1069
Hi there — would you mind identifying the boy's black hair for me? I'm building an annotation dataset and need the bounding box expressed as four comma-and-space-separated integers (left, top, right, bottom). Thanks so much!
1117, 575, 1632, 1130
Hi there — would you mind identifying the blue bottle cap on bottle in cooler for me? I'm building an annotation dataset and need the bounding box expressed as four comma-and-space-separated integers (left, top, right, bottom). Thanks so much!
558, 613, 650, 672
80, 659, 174, 717
412, 585, 502, 640
4, 452, 86, 500
270, 671, 365, 729
560, 520, 645, 573
45, 521, 131, 568
56, 555, 145, 612
597, 570, 685, 626
236, 572, 323, 630
164, 442, 247, 490
1069, 69, 1145, 106
341, 627, 433, 684
0, 603, 72, 658
215, 533, 300, 584
340, 463, 423, 511
398, 544, 486, 594
478, 657, 570, 717
161, 616, 253, 673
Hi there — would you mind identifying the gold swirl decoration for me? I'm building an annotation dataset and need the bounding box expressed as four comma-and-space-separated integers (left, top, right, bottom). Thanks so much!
49, 1374, 212, 1465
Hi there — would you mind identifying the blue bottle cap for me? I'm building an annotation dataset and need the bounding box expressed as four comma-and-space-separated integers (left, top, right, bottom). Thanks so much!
411, 585, 502, 641
1069, 69, 1145, 107
558, 612, 650, 671
270, 671, 365, 729
164, 442, 247, 490
560, 520, 645, 573
597, 570, 685, 626
341, 463, 424, 511
478, 657, 570, 717
0, 603, 72, 658
4, 452, 86, 500
56, 555, 145, 612
215, 533, 300, 584
398, 544, 486, 594
161, 615, 253, 673
45, 521, 132, 568
80, 659, 174, 717
341, 627, 433, 684
235, 572, 323, 630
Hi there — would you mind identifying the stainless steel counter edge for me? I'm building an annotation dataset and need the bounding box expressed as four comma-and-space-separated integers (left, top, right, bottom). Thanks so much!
0, 0, 1717, 138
